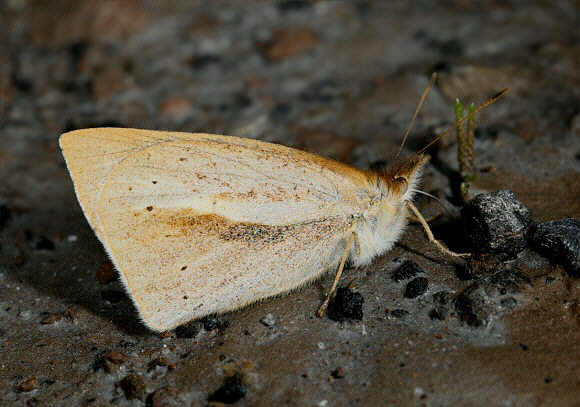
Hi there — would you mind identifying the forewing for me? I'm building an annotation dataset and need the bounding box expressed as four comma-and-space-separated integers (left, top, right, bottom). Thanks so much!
62, 128, 372, 330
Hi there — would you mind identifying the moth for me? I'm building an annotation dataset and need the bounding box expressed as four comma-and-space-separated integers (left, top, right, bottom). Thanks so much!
60, 83, 506, 331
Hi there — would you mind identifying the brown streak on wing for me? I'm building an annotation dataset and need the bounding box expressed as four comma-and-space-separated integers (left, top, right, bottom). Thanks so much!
136, 208, 344, 247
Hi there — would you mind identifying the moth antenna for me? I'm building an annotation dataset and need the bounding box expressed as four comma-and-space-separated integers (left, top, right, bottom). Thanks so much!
391, 72, 438, 172
417, 88, 509, 155
410, 188, 453, 217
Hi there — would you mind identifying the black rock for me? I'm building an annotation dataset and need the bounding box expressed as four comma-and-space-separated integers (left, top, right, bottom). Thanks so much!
453, 269, 532, 326
208, 373, 247, 404
174, 321, 198, 338
404, 277, 428, 298
201, 315, 228, 331
119, 374, 146, 401
429, 291, 451, 320
527, 218, 580, 277
391, 260, 424, 282
460, 190, 533, 259
331, 287, 364, 321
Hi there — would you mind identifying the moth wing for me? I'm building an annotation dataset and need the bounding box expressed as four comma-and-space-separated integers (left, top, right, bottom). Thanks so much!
60, 128, 194, 238
62, 128, 374, 331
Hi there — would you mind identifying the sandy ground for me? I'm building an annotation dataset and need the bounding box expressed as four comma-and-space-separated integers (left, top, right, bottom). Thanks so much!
1, 1, 579, 406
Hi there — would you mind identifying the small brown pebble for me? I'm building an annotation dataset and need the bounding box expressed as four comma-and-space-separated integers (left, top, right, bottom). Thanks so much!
263, 27, 319, 62
159, 331, 172, 339
64, 307, 81, 323
149, 386, 180, 407
104, 351, 125, 364
18, 378, 38, 392
148, 356, 169, 372
119, 373, 146, 401
41, 313, 62, 325
96, 260, 116, 284
103, 351, 125, 373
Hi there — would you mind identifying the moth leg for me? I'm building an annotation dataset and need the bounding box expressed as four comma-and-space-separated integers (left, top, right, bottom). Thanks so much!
317, 233, 355, 317
406, 200, 470, 258
408, 211, 441, 223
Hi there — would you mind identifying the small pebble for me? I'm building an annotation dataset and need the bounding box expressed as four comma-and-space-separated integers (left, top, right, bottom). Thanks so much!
119, 373, 146, 401
201, 315, 227, 331
404, 277, 428, 298
527, 218, 580, 277
64, 307, 81, 323
331, 367, 345, 379
461, 190, 533, 259
41, 313, 62, 325
103, 351, 125, 373
331, 287, 364, 321
391, 260, 424, 282
18, 378, 38, 392
174, 322, 197, 338
260, 313, 277, 327
208, 373, 247, 404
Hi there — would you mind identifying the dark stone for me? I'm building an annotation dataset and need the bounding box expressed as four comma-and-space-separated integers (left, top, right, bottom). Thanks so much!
331, 287, 364, 321
460, 190, 533, 259
453, 269, 532, 326
331, 366, 345, 378
429, 291, 451, 320
119, 374, 146, 401
391, 260, 425, 282
201, 315, 227, 331
404, 277, 428, 298
208, 373, 247, 404
174, 321, 198, 338
527, 218, 580, 277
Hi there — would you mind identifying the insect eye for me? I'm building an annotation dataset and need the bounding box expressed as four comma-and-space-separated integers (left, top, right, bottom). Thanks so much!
392, 176, 409, 193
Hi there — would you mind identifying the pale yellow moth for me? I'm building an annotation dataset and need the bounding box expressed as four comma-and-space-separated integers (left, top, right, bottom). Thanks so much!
60, 85, 507, 332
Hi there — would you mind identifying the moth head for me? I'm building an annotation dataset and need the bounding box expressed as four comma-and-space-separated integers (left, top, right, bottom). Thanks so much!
390, 175, 409, 195
377, 153, 430, 197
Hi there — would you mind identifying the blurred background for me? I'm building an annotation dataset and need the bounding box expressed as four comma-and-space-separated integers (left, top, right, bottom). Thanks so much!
1, 1, 579, 406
